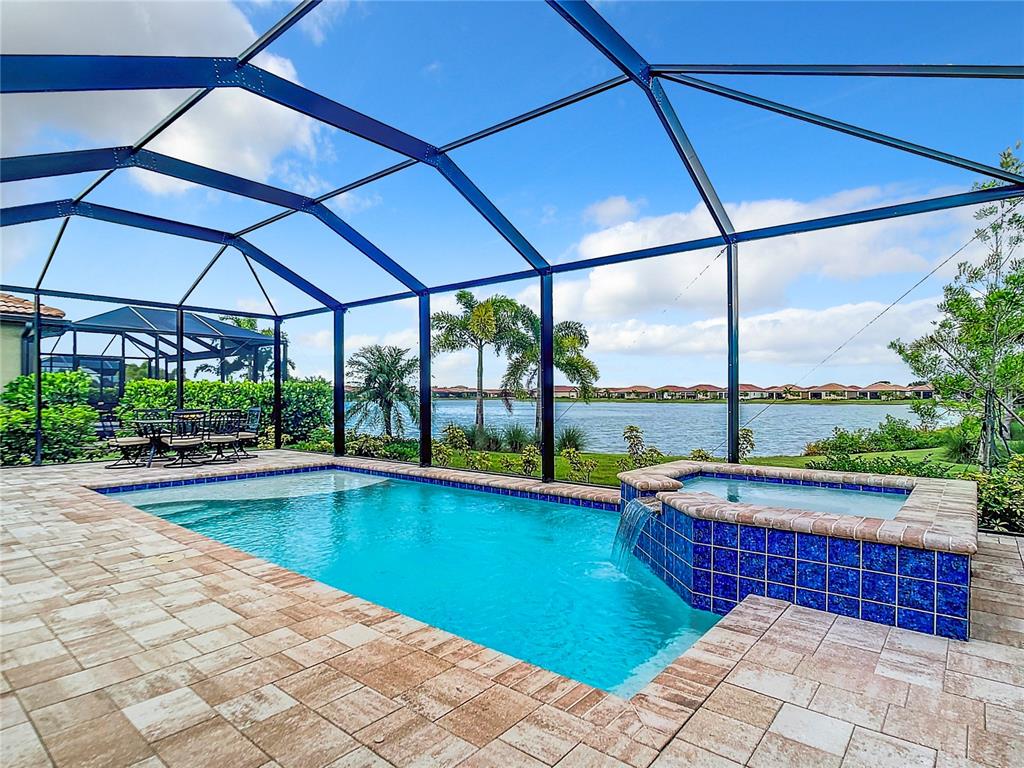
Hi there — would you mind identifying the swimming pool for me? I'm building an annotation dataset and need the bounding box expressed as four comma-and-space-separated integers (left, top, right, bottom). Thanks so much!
678, 474, 906, 519
118, 469, 718, 696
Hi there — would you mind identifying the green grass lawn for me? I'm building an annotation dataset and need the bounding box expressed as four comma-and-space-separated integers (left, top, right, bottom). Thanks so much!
445, 446, 971, 487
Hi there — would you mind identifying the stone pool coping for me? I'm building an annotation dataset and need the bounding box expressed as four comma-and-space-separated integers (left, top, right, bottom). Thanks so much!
619, 460, 978, 555
4, 451, 1022, 767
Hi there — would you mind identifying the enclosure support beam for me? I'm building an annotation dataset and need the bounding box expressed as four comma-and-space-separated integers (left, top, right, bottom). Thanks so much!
175, 309, 185, 409
726, 243, 740, 464
333, 309, 345, 457
273, 320, 283, 448
540, 273, 555, 483
33, 297, 42, 466
419, 294, 432, 467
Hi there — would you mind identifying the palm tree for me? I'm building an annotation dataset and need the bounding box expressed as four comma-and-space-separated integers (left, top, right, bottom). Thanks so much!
347, 345, 419, 438
193, 315, 294, 382
501, 305, 600, 434
431, 290, 519, 433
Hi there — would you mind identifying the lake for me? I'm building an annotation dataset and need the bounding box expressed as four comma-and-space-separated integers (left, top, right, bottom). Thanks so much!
426, 399, 925, 456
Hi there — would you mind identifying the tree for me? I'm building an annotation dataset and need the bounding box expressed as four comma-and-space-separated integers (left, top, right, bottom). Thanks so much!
890, 145, 1024, 470
501, 304, 599, 434
194, 316, 293, 382
346, 345, 419, 438
431, 290, 519, 434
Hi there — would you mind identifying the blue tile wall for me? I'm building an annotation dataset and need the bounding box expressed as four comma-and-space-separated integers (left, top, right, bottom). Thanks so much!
98, 464, 619, 512
624, 480, 971, 641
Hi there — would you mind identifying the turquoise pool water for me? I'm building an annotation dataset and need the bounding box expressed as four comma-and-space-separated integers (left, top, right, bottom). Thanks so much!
119, 471, 718, 695
679, 475, 906, 519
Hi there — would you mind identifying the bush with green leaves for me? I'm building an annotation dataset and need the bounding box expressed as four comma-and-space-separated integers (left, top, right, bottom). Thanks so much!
804, 416, 944, 456
0, 372, 102, 466
1, 370, 94, 409
806, 452, 953, 478
617, 425, 665, 471
498, 453, 522, 474
561, 447, 598, 483
520, 445, 541, 476
432, 440, 453, 467
502, 423, 534, 453
963, 455, 1024, 533
465, 451, 491, 472
687, 448, 715, 462
738, 427, 755, 460
442, 422, 470, 454
555, 425, 588, 453
943, 421, 980, 464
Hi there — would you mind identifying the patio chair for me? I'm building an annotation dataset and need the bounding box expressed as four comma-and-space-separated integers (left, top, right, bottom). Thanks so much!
102, 413, 148, 469
236, 406, 261, 459
161, 410, 207, 468
206, 409, 241, 464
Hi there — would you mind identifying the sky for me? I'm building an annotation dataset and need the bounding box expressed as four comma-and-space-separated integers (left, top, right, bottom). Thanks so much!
1, 0, 1022, 391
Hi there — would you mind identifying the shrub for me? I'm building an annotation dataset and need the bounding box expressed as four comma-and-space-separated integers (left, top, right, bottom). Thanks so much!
561, 447, 598, 483
555, 425, 588, 453
471, 425, 503, 452
943, 421, 979, 464
617, 425, 665, 471
739, 427, 755, 460
806, 452, 953, 478
804, 416, 943, 456
687, 448, 715, 462
433, 441, 453, 467
2, 371, 94, 409
521, 445, 541, 476
0, 403, 100, 466
498, 454, 522, 474
963, 455, 1024, 533
502, 423, 534, 453
442, 422, 470, 454
465, 452, 491, 472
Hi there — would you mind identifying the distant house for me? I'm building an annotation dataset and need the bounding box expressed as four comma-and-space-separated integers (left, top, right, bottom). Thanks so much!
738, 383, 770, 400
603, 385, 657, 400
553, 385, 579, 398
807, 383, 858, 400
656, 385, 688, 400
860, 381, 910, 400
765, 384, 808, 400
0, 292, 65, 388
908, 383, 935, 399
690, 384, 726, 400
432, 385, 475, 398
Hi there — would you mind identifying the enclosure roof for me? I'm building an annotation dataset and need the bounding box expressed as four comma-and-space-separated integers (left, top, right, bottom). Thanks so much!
48, 305, 273, 344
0, 292, 64, 318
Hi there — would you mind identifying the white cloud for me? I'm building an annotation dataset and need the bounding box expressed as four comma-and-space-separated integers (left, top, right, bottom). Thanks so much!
298, 0, 352, 46
422, 61, 443, 77
328, 190, 384, 216
235, 296, 274, 314
299, 328, 332, 350
1, 1, 326, 196
583, 195, 645, 227
556, 187, 979, 322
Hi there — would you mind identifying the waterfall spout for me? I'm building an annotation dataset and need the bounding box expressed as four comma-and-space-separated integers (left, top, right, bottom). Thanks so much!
612, 498, 658, 569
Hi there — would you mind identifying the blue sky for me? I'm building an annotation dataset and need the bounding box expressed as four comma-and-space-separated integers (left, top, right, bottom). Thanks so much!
1, 0, 1021, 391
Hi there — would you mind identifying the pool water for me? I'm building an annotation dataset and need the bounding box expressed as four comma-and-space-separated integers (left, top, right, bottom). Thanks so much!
119, 471, 718, 696
679, 475, 906, 519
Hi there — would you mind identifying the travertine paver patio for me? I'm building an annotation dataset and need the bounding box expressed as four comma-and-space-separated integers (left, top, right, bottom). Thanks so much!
2, 452, 1022, 768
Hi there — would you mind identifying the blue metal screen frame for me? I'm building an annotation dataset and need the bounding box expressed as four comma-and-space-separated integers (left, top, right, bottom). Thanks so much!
2, 0, 1021, 471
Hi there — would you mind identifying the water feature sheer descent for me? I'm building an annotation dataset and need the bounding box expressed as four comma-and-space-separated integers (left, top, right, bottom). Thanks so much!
613, 498, 659, 569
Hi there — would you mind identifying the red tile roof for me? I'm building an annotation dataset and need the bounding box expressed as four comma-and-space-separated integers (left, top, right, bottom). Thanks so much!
0, 292, 64, 318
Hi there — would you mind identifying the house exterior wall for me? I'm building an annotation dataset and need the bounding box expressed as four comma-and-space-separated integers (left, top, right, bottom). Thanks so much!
0, 321, 27, 388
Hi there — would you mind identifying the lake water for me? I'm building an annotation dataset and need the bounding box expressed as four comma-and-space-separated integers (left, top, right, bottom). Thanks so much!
426, 399, 924, 456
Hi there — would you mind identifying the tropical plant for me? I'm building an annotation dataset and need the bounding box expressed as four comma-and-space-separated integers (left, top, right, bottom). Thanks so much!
806, 452, 953, 478
943, 421, 981, 464
555, 425, 588, 453
520, 444, 541, 476
687, 448, 715, 462
442, 422, 470, 454
890, 145, 1024, 469
502, 422, 534, 453
0, 402, 100, 466
562, 447, 598, 483
346, 345, 419, 438
501, 305, 599, 434
1, 370, 93, 409
498, 453, 522, 474
431, 290, 520, 434
617, 425, 665, 471
465, 451, 491, 472
738, 427, 755, 460
964, 454, 1024, 532
432, 440, 453, 467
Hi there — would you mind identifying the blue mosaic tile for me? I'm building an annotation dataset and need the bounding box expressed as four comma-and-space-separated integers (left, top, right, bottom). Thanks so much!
828, 538, 860, 567
712, 598, 737, 616
767, 582, 795, 602
898, 577, 935, 612
739, 578, 765, 599
693, 519, 713, 544
936, 584, 969, 619
796, 588, 826, 611
712, 547, 738, 575
767, 529, 795, 557
861, 571, 896, 604
767, 556, 795, 585
712, 574, 738, 602
713, 522, 738, 548
693, 544, 712, 570
739, 552, 766, 580
693, 568, 711, 595
899, 548, 936, 580
936, 615, 969, 641
692, 593, 712, 611
796, 561, 826, 591
828, 566, 860, 597
827, 594, 860, 618
862, 542, 897, 574
796, 533, 828, 563
861, 601, 896, 626
740, 525, 767, 553
898, 607, 934, 634
937, 552, 970, 586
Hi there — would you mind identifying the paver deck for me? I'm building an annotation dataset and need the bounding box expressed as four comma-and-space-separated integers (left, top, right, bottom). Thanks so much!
2, 452, 1022, 767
